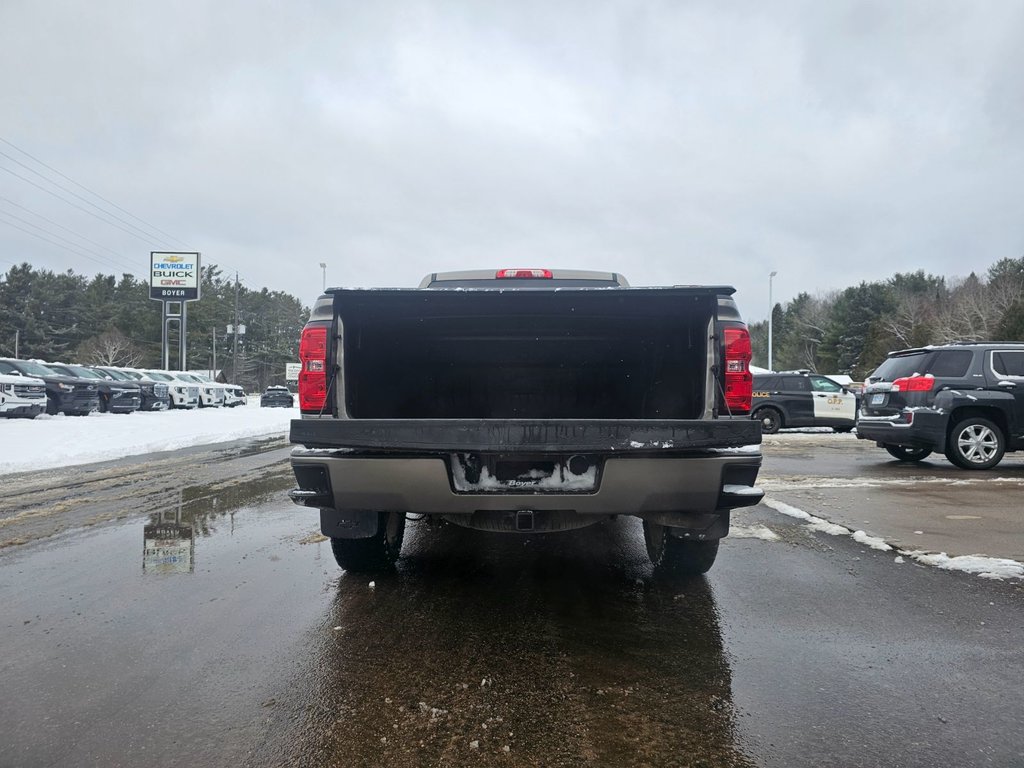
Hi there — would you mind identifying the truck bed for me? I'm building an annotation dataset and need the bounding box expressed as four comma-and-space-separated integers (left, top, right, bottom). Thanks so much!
333, 286, 725, 421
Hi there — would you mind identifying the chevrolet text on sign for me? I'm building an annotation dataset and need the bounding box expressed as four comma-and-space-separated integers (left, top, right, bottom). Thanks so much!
150, 252, 201, 301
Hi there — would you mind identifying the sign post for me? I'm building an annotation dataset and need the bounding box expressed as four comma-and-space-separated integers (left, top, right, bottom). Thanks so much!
150, 252, 201, 370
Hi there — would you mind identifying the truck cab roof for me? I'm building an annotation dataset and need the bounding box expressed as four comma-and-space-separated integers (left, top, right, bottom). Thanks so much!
418, 268, 629, 288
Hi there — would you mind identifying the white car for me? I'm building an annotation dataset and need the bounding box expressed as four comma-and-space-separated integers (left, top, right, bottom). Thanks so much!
143, 370, 200, 409
223, 385, 247, 407
176, 372, 226, 407
0, 372, 47, 418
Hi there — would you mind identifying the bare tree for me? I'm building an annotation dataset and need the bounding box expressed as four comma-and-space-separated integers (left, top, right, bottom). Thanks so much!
76, 328, 144, 366
935, 275, 996, 342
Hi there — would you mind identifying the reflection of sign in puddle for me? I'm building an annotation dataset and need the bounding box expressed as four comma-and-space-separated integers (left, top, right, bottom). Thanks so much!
945, 515, 982, 520
144, 501, 195, 574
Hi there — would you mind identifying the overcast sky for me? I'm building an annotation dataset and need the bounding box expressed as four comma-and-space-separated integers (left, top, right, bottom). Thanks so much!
2, 0, 1023, 321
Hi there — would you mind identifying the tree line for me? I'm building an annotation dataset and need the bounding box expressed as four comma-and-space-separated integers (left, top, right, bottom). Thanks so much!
748, 256, 1024, 379
5, 255, 1023, 387
0, 263, 310, 392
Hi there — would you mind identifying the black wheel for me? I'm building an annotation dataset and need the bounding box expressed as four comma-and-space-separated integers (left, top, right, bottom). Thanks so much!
329, 511, 406, 572
834, 425, 854, 434
754, 407, 782, 434
945, 417, 1005, 470
884, 445, 932, 462
643, 521, 719, 576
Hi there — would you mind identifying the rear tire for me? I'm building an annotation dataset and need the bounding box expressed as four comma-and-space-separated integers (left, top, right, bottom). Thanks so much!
755, 407, 782, 435
834, 425, 854, 434
945, 417, 1005, 470
884, 445, 932, 462
643, 521, 719, 576
329, 511, 406, 572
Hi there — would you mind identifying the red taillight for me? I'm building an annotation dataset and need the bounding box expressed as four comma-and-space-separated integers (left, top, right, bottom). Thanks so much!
723, 326, 752, 414
891, 375, 934, 392
298, 324, 329, 412
495, 268, 553, 279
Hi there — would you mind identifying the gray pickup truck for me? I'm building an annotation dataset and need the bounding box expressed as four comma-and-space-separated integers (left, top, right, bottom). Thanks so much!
288, 269, 763, 575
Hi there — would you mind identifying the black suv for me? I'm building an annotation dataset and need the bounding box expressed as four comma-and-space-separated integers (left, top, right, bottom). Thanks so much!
46, 363, 142, 414
260, 385, 294, 408
94, 367, 171, 411
751, 371, 858, 434
0, 358, 100, 415
857, 343, 1024, 469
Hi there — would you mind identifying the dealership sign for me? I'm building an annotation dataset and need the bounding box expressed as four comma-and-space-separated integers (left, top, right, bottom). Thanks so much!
150, 252, 201, 301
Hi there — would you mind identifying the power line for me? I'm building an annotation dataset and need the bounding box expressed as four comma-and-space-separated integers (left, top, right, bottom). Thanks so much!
0, 196, 138, 271
0, 208, 137, 272
0, 139, 266, 290
0, 137, 192, 248
0, 149, 175, 246
0, 143, 193, 248
0, 163, 168, 248
0, 211, 136, 272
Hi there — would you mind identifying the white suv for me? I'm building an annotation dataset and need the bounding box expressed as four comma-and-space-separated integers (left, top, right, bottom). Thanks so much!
144, 370, 200, 409
177, 372, 227, 407
0, 372, 47, 418
223, 385, 247, 407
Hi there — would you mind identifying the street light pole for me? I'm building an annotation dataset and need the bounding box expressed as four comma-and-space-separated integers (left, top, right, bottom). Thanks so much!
319, 262, 327, 292
232, 272, 240, 384
768, 271, 778, 372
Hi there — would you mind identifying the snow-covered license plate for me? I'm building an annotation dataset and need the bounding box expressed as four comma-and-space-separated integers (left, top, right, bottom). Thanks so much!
870, 393, 885, 405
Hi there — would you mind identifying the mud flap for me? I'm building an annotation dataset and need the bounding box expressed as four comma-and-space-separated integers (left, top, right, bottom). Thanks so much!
642, 511, 730, 541
321, 509, 381, 539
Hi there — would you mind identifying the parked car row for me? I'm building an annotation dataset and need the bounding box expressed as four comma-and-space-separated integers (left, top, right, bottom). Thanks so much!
752, 342, 1024, 471
0, 357, 254, 419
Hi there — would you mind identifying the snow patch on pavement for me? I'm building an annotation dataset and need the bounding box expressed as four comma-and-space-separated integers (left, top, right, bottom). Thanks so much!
730, 524, 780, 542
763, 498, 1020, 579
765, 497, 883, 545
806, 518, 852, 537
762, 497, 812, 521
901, 551, 1024, 581
758, 476, 1024, 491
852, 530, 893, 552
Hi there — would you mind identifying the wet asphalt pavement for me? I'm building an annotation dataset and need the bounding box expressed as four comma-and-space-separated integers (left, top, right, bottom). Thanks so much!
0, 435, 1022, 767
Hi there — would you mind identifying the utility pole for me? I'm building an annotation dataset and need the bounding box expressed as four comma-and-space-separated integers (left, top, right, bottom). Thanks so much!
232, 272, 240, 384
768, 271, 778, 372
13, 329, 18, 358
212, 327, 217, 378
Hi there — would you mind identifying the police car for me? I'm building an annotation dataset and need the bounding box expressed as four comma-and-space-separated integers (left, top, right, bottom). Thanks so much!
750, 371, 858, 434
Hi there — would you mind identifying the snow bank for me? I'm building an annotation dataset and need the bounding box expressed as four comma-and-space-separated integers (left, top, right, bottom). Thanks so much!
0, 401, 294, 474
